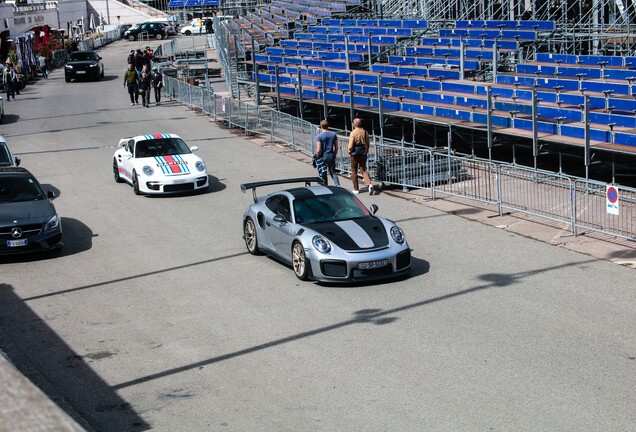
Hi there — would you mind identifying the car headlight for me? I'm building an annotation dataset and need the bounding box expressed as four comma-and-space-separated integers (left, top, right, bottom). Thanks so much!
65, 65, 73, 69
89, 63, 97, 67
312, 235, 331, 254
45, 215, 60, 231
142, 165, 154, 176
195, 161, 206, 172
390, 226, 405, 244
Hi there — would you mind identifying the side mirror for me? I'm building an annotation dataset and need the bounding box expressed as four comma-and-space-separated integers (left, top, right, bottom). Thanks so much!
15, 157, 21, 166
47, 191, 55, 199
273, 214, 286, 224
190, 146, 199, 152
369, 204, 378, 215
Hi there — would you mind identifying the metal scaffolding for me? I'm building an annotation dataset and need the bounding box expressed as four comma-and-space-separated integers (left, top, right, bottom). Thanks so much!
380, 0, 636, 55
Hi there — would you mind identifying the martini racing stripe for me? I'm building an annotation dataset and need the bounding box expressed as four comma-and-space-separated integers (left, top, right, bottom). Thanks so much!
154, 155, 190, 174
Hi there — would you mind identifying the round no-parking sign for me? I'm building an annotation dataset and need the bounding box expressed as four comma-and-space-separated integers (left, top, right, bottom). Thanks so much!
606, 185, 619, 215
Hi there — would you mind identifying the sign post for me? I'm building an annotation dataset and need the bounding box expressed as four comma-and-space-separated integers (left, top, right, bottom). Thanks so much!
606, 185, 619, 215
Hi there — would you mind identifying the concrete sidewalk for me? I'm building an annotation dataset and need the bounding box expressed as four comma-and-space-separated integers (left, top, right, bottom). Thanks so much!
0, 350, 85, 432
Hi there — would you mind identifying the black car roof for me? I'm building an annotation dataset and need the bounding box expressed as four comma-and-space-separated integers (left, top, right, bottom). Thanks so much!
0, 167, 30, 176
286, 185, 345, 200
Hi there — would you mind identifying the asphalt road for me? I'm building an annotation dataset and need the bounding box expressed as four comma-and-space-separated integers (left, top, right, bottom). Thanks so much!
1, 39, 635, 432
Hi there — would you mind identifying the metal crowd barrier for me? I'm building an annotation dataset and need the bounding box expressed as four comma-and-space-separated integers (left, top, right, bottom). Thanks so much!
161, 74, 636, 242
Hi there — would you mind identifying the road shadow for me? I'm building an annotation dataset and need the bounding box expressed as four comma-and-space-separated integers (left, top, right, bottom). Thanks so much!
0, 283, 150, 431
0, 113, 20, 124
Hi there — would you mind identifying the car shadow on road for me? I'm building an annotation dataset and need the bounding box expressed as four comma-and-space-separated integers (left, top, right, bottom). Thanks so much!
0, 113, 20, 124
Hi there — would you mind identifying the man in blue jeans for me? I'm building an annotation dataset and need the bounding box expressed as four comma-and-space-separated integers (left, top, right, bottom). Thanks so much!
315, 119, 340, 186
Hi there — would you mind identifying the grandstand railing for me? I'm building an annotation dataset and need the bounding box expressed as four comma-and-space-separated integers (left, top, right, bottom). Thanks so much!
162, 73, 636, 242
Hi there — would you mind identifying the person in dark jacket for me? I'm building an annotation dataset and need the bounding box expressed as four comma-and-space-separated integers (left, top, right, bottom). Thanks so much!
151, 67, 163, 106
134, 49, 145, 78
138, 70, 151, 107
123, 63, 139, 105
315, 119, 340, 186
127, 49, 135, 65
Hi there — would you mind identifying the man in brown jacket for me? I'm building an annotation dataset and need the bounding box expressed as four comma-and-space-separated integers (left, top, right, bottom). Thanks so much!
348, 118, 375, 194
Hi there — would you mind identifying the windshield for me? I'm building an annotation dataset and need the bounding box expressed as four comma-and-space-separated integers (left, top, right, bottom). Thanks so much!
293, 192, 370, 224
0, 176, 46, 203
0, 145, 12, 166
70, 52, 98, 61
134, 138, 191, 158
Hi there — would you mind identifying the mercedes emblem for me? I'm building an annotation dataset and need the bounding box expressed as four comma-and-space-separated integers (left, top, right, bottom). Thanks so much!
10, 227, 23, 238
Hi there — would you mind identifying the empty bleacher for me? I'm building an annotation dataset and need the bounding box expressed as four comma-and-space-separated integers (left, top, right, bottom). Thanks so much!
230, 3, 636, 151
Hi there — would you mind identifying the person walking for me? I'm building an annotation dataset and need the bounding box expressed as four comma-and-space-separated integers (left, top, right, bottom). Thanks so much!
37, 54, 48, 80
348, 118, 375, 194
123, 63, 139, 105
127, 49, 135, 65
134, 49, 145, 78
151, 67, 163, 106
315, 119, 340, 186
3, 63, 17, 101
138, 69, 151, 107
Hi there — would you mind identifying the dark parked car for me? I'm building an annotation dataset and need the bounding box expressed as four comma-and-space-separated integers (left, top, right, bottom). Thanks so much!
124, 22, 167, 41
64, 50, 104, 82
119, 23, 133, 38
0, 167, 63, 255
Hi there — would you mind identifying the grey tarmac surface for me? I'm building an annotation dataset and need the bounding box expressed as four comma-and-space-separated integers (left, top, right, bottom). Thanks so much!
0, 38, 635, 432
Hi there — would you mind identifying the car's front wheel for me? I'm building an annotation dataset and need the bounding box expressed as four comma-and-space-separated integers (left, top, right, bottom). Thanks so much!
244, 218, 261, 255
292, 241, 311, 281
184, 30, 192, 36
128, 35, 136, 41
132, 171, 142, 195
65, 76, 71, 83
113, 159, 123, 183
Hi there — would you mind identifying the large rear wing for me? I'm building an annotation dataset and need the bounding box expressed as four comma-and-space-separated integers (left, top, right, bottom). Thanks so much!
240, 177, 325, 202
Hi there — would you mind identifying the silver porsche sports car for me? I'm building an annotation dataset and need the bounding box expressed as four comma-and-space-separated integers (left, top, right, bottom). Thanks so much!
241, 177, 411, 283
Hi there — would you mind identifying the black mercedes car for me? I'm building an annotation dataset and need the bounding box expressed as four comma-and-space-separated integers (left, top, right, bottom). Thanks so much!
124, 22, 167, 41
0, 167, 63, 255
64, 50, 104, 82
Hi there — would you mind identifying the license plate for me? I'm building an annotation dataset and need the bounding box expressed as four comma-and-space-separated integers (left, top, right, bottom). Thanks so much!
358, 259, 388, 270
173, 179, 187, 184
76, 71, 86, 74
7, 239, 28, 247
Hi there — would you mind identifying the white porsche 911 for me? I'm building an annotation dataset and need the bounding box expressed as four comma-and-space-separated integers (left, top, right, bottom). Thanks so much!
113, 133, 209, 195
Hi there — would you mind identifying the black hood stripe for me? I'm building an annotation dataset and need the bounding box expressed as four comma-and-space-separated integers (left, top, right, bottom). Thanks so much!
310, 217, 388, 251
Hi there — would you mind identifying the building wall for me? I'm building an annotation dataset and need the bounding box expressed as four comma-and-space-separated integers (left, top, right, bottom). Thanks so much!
86, 0, 157, 26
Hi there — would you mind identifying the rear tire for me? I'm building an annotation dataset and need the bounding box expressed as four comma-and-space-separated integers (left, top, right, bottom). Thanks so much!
292, 241, 311, 281
184, 30, 192, 36
156, 34, 163, 40
243, 218, 261, 255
